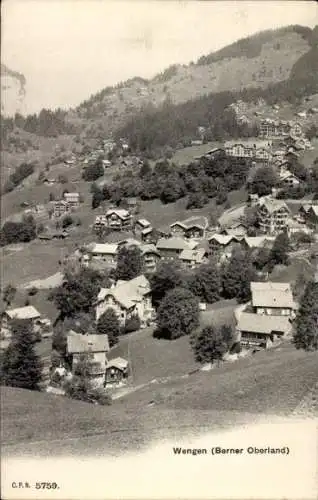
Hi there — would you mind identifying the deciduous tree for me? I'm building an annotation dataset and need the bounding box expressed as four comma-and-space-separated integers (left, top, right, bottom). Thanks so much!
156, 287, 199, 340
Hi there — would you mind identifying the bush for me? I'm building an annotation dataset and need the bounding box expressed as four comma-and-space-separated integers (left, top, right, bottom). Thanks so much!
123, 314, 141, 334
28, 286, 38, 296
61, 215, 73, 228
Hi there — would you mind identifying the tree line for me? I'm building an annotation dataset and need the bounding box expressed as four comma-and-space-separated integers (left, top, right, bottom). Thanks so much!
91, 154, 251, 211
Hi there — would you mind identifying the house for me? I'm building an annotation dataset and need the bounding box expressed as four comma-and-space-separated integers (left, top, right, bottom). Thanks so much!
195, 148, 225, 161
105, 357, 129, 385
117, 238, 142, 250
63, 192, 80, 209
38, 230, 69, 241
286, 218, 313, 236
96, 274, 154, 327
208, 234, 240, 260
258, 198, 290, 235
1, 306, 46, 340
43, 177, 56, 186
170, 216, 209, 239
93, 215, 108, 232
105, 208, 132, 231
297, 204, 312, 224
67, 331, 109, 387
248, 193, 259, 207
236, 312, 292, 349
156, 236, 192, 260
242, 236, 275, 250
250, 282, 297, 318
134, 218, 152, 237
141, 226, 155, 243
220, 222, 248, 238
52, 200, 70, 218
306, 206, 318, 231
224, 140, 272, 164
140, 244, 161, 273
179, 248, 208, 270
279, 170, 301, 189
88, 243, 118, 268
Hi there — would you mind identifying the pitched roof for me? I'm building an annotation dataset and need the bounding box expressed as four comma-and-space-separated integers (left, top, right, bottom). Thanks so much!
136, 218, 151, 228
170, 216, 209, 231
5, 305, 41, 320
208, 234, 238, 245
156, 237, 191, 251
141, 227, 153, 236
179, 248, 207, 263
107, 357, 128, 370
105, 208, 130, 219
140, 244, 160, 256
259, 198, 290, 215
67, 332, 109, 353
237, 312, 292, 335
244, 236, 274, 248
91, 243, 118, 255
97, 275, 151, 309
309, 205, 318, 216
251, 282, 295, 309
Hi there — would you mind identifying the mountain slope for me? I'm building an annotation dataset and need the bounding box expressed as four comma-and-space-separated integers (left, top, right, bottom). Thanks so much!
73, 25, 316, 135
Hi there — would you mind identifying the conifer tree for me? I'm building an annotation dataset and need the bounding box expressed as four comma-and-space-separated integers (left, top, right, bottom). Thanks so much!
1, 320, 43, 391
293, 281, 318, 351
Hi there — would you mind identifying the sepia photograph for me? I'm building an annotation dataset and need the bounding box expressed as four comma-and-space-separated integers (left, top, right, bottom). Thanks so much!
1, 0, 318, 498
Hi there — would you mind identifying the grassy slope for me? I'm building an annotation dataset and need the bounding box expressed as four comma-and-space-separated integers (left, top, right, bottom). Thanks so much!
2, 342, 317, 457
74, 28, 312, 131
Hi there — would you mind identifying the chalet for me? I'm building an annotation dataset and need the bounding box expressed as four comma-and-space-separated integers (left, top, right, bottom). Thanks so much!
242, 236, 275, 250
224, 140, 272, 164
140, 244, 161, 273
298, 204, 312, 224
1, 306, 47, 340
279, 170, 301, 189
236, 312, 292, 349
258, 198, 290, 235
38, 230, 69, 241
93, 215, 108, 231
141, 226, 155, 243
64, 192, 80, 209
250, 282, 297, 318
306, 206, 318, 231
117, 238, 141, 250
208, 234, 240, 260
134, 218, 152, 237
156, 237, 192, 260
170, 216, 209, 239
220, 222, 247, 238
67, 331, 109, 387
248, 193, 259, 207
52, 200, 70, 218
105, 357, 128, 385
43, 177, 56, 186
286, 218, 312, 236
105, 208, 132, 231
194, 148, 225, 161
88, 243, 118, 268
96, 275, 154, 327
179, 248, 208, 270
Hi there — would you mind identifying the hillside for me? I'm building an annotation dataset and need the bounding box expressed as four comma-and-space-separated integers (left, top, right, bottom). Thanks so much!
72, 25, 317, 136
2, 342, 318, 457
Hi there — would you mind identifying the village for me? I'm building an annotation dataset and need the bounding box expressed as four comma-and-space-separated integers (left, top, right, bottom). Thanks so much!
1, 95, 318, 404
